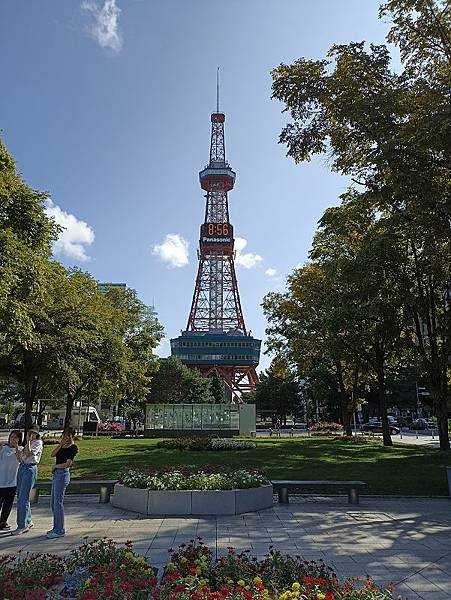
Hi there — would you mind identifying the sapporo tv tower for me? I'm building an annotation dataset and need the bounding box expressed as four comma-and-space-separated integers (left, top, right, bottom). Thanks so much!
171, 75, 261, 401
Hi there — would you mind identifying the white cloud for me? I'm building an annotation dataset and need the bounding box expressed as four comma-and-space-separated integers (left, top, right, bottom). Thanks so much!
265, 267, 277, 277
152, 234, 189, 268
81, 0, 122, 53
45, 200, 95, 262
155, 336, 170, 358
234, 237, 263, 269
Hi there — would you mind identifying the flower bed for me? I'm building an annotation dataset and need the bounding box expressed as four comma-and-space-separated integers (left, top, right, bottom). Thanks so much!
113, 466, 273, 515
0, 538, 398, 599
0, 539, 158, 600
120, 466, 268, 491
156, 437, 256, 451
309, 422, 344, 435
160, 539, 397, 599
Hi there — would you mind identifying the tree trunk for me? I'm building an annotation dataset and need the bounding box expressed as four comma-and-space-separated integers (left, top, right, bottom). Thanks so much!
375, 352, 392, 447
23, 375, 39, 434
431, 384, 450, 451
37, 400, 47, 428
336, 361, 352, 436
64, 382, 75, 430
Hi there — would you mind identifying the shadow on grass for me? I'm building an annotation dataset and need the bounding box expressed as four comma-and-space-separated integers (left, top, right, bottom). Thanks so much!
39, 437, 451, 496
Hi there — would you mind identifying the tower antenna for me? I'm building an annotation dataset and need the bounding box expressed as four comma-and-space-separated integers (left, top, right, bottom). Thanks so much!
216, 67, 220, 113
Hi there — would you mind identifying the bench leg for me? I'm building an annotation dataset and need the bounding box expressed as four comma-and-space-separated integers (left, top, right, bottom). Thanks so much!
99, 486, 111, 503
348, 489, 359, 505
278, 488, 289, 504
30, 488, 39, 505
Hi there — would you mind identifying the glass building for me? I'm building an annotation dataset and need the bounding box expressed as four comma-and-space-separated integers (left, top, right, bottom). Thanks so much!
145, 403, 255, 437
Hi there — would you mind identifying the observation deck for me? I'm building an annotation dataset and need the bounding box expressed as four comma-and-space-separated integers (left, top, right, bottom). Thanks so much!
199, 161, 236, 192
171, 331, 261, 367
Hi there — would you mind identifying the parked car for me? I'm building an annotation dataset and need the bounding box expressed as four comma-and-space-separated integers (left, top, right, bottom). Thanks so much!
362, 421, 400, 435
411, 418, 435, 430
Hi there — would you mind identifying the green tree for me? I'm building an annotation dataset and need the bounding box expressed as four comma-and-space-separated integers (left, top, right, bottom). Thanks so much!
209, 369, 226, 404
0, 138, 57, 430
263, 260, 360, 436
254, 359, 300, 426
148, 357, 214, 405
270, 0, 450, 449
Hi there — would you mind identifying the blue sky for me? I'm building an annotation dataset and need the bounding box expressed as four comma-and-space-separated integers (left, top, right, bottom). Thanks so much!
1, 0, 390, 370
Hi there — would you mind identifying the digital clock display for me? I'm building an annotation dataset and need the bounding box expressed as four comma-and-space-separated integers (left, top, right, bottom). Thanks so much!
201, 223, 234, 241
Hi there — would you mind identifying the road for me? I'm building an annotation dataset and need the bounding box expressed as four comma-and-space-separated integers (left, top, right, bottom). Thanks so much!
255, 428, 441, 446
0, 429, 441, 447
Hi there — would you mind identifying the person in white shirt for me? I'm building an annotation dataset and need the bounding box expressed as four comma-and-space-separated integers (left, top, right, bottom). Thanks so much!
10, 425, 43, 535
0, 430, 23, 531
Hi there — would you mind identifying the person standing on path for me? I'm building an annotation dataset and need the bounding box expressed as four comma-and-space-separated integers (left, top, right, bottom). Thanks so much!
11, 425, 43, 535
0, 430, 23, 530
47, 427, 78, 539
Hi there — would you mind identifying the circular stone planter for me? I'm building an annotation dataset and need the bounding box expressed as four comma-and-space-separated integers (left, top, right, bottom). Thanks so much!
111, 483, 274, 515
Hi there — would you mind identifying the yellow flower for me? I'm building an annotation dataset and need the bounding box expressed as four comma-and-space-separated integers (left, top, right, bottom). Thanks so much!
180, 556, 188, 563
316, 594, 326, 600
166, 561, 176, 571
135, 556, 146, 564
84, 579, 91, 587
253, 576, 263, 585
237, 579, 246, 587
227, 578, 234, 584
125, 551, 134, 559
292, 582, 300, 592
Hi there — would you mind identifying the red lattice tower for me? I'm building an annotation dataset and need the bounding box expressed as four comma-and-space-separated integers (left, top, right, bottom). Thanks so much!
171, 87, 260, 400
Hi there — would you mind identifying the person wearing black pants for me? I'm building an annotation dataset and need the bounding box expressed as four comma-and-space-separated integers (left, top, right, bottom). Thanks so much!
0, 430, 23, 531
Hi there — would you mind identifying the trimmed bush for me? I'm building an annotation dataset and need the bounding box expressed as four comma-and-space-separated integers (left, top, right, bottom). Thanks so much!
156, 436, 256, 451
156, 436, 215, 451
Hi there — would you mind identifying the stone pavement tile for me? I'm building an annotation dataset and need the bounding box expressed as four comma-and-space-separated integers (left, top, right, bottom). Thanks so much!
392, 584, 424, 599
323, 554, 356, 564
401, 574, 449, 593
415, 593, 451, 600
417, 567, 451, 592
149, 537, 177, 549
146, 549, 169, 565
249, 542, 273, 553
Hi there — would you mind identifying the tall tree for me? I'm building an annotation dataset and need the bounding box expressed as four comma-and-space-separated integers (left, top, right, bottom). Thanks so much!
270, 0, 450, 449
254, 359, 300, 426
209, 369, 226, 404
148, 357, 214, 405
263, 261, 359, 436
0, 139, 57, 430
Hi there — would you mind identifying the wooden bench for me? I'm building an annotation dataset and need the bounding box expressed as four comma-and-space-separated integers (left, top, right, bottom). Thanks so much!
30, 480, 118, 505
272, 480, 367, 505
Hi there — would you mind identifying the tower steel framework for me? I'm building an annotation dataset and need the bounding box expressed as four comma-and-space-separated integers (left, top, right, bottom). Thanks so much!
171, 97, 261, 401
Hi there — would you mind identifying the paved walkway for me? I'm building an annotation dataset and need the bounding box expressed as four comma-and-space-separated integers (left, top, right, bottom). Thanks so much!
0, 496, 450, 599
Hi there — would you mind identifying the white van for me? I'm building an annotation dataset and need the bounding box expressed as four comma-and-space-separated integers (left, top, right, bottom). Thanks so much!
46, 406, 100, 430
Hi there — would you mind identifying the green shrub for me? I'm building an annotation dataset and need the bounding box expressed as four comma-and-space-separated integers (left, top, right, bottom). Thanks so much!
156, 436, 214, 451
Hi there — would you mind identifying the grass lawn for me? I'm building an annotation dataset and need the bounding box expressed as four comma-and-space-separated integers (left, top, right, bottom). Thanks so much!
38, 437, 451, 496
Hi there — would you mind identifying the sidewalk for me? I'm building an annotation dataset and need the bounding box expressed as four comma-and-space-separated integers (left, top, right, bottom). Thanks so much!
0, 495, 450, 599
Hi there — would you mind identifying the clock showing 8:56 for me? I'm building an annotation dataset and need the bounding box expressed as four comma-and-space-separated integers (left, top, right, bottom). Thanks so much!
201, 223, 233, 238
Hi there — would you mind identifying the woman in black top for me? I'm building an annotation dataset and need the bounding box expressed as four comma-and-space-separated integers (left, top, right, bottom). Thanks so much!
46, 427, 78, 539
